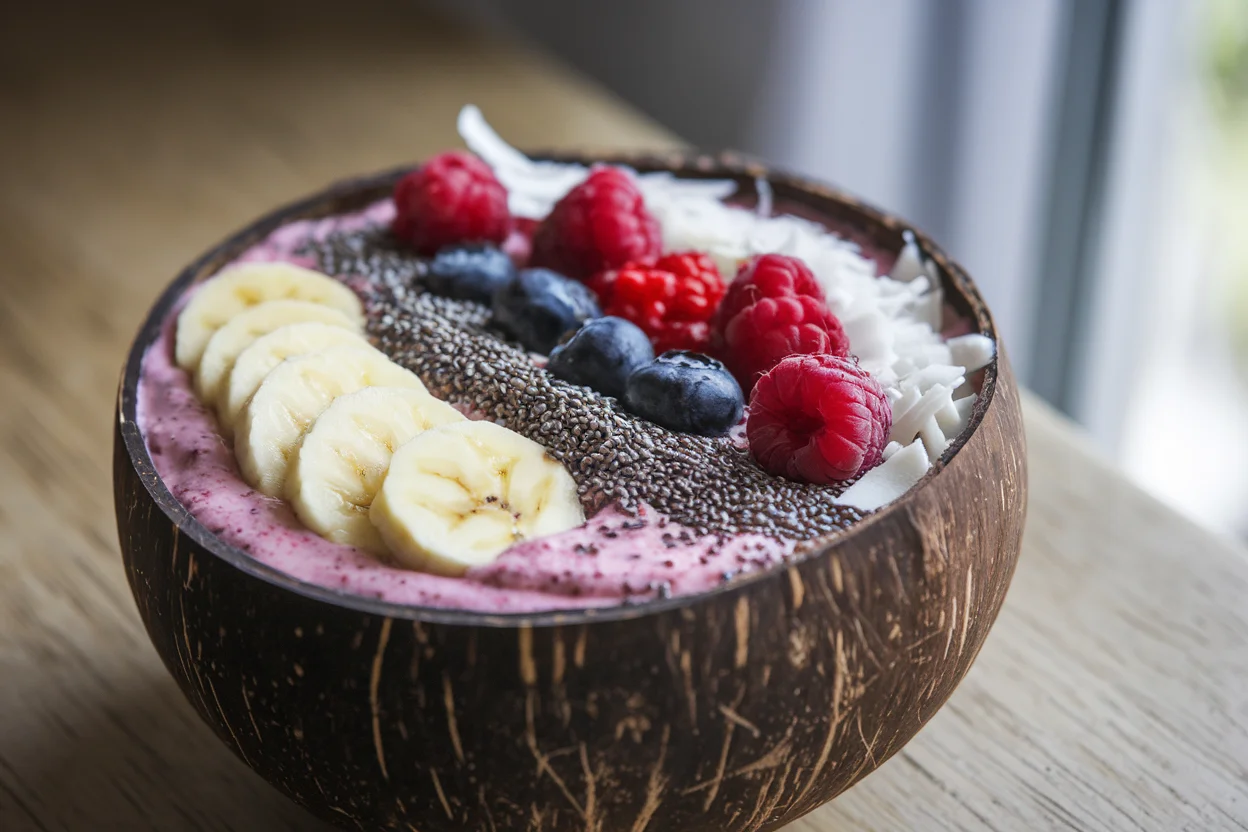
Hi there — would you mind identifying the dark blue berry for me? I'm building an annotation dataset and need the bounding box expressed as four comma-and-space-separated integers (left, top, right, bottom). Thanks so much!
491, 268, 601, 354
424, 243, 515, 304
625, 351, 744, 436
548, 316, 655, 399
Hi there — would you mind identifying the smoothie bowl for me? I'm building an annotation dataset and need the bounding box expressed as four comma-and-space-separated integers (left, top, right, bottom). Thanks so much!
114, 108, 1026, 831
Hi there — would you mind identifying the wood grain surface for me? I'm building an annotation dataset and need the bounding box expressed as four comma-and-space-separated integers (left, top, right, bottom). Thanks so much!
2, 1, 1247, 830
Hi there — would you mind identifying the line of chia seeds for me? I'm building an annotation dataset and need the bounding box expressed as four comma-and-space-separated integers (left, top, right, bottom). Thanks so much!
303, 225, 864, 541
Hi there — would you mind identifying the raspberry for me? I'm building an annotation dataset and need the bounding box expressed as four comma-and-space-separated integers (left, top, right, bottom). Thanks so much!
392, 151, 511, 255
530, 166, 661, 279
712, 253, 827, 339
502, 217, 539, 265
513, 216, 540, 239
747, 354, 891, 484
719, 294, 850, 393
587, 252, 725, 353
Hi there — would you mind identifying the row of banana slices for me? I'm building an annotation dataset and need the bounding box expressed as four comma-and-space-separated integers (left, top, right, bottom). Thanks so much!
174, 262, 584, 575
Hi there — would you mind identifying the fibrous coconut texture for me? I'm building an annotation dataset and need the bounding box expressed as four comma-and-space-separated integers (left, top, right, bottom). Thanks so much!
458, 106, 995, 511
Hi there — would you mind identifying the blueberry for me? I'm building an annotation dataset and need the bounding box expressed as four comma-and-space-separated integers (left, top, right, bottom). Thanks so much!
424, 243, 516, 304
548, 317, 655, 399
625, 351, 744, 436
491, 268, 601, 354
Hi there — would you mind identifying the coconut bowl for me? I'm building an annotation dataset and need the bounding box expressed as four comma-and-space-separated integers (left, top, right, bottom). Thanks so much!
114, 152, 1027, 832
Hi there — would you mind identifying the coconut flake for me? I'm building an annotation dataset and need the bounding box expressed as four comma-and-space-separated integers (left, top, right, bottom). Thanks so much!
457, 105, 996, 511
890, 230, 928, 282
458, 105, 542, 176
920, 417, 950, 459
755, 177, 773, 218
937, 394, 977, 438
834, 441, 932, 511
458, 105, 588, 219
900, 364, 966, 394
910, 287, 944, 330
459, 105, 737, 220
891, 385, 957, 446
947, 333, 996, 373
637, 173, 738, 205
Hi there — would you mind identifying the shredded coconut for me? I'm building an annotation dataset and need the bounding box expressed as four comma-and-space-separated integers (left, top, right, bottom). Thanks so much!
458, 106, 997, 510
835, 440, 932, 511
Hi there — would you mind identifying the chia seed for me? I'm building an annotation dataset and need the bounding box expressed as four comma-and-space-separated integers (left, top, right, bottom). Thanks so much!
303, 225, 867, 541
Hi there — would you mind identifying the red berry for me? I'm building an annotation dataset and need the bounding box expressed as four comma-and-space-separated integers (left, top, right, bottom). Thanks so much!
392, 151, 511, 255
502, 217, 539, 265
513, 216, 540, 240
530, 167, 661, 280
712, 253, 827, 341
748, 354, 891, 484
719, 294, 850, 393
587, 252, 725, 353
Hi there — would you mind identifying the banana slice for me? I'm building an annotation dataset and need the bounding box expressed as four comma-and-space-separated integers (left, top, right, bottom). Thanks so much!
370, 421, 585, 576
235, 345, 426, 496
285, 387, 465, 553
195, 299, 361, 407
175, 262, 364, 371
221, 321, 369, 433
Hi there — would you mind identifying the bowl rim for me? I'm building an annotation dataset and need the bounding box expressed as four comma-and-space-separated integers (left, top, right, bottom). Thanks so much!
117, 151, 1001, 628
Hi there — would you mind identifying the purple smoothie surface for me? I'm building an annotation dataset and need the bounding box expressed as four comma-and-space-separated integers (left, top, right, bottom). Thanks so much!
138, 201, 797, 613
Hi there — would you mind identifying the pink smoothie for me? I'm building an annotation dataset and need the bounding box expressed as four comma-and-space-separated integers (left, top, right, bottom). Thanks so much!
137, 207, 794, 612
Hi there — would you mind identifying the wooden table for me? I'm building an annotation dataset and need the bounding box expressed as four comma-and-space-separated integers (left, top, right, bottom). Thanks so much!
2, 2, 1246, 830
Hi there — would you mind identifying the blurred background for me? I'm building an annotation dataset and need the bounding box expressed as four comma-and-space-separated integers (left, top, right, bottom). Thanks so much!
437, 0, 1248, 539
6, 0, 1247, 539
